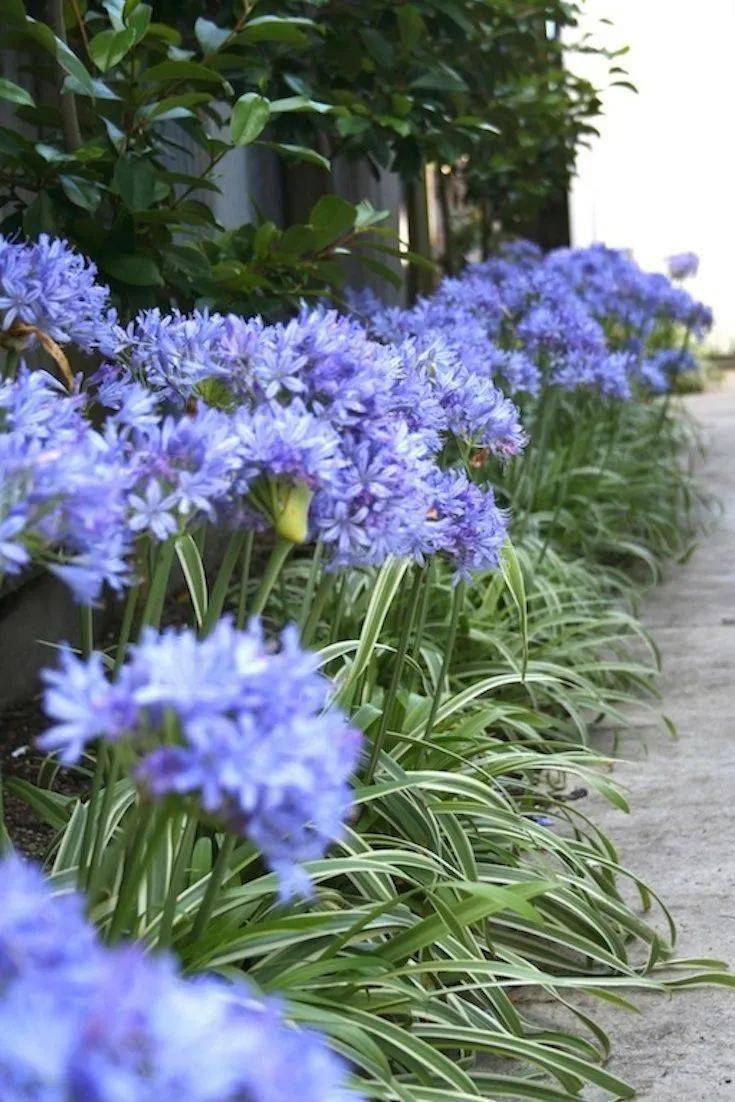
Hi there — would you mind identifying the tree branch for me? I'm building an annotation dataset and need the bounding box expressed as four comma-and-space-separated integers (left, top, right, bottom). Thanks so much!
47, 0, 83, 151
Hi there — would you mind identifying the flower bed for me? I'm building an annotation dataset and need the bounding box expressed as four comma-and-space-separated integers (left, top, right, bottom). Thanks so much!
0, 234, 724, 1099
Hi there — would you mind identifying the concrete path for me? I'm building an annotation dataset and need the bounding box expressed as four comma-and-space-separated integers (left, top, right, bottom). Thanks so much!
569, 378, 735, 1098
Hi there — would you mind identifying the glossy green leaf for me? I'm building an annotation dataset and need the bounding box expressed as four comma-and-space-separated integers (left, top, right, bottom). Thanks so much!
310, 194, 356, 238
0, 77, 34, 108
260, 142, 330, 170
100, 253, 163, 285
231, 15, 314, 46
175, 533, 208, 628
113, 153, 156, 211
194, 17, 229, 55
89, 27, 137, 72
59, 174, 102, 212
231, 93, 270, 146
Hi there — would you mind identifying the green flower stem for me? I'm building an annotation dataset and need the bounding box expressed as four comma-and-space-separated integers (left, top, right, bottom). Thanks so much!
534, 474, 568, 571
526, 387, 558, 515
78, 604, 94, 658
138, 539, 176, 633
330, 573, 348, 641
249, 536, 294, 618
157, 814, 198, 948
188, 834, 236, 947
74, 598, 104, 890
364, 566, 424, 784
596, 402, 623, 481
85, 749, 122, 907
1, 349, 20, 380
114, 582, 141, 674
656, 390, 672, 434
301, 572, 335, 647
278, 568, 290, 621
0, 764, 13, 854
235, 531, 254, 629
108, 802, 169, 941
406, 559, 434, 695
514, 386, 558, 524
421, 578, 467, 749
77, 742, 108, 890
535, 406, 595, 570
202, 530, 247, 635
298, 541, 324, 631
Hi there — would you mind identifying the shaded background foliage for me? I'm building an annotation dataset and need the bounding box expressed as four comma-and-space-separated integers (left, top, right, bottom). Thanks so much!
0, 0, 624, 315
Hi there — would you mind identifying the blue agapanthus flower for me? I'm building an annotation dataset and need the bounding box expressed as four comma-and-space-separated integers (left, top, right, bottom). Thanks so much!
415, 468, 508, 579
0, 857, 362, 1101
118, 308, 264, 403
0, 368, 134, 602
41, 618, 363, 897
487, 347, 541, 396
0, 857, 99, 990
447, 240, 712, 399
667, 251, 699, 280
115, 403, 241, 537
515, 280, 612, 394
0, 234, 117, 355
90, 293, 522, 573
101, 306, 453, 563
593, 352, 634, 401
541, 243, 712, 351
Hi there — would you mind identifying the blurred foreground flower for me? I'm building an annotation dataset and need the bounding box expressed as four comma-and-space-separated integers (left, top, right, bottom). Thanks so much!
0, 856, 361, 1100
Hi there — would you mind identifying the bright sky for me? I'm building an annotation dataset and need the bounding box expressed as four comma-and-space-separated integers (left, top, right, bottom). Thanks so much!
569, 0, 735, 349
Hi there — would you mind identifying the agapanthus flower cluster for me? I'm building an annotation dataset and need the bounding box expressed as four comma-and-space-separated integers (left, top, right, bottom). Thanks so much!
0, 856, 360, 1100
667, 251, 699, 280
421, 469, 508, 580
347, 297, 531, 440
1, 229, 712, 601
355, 287, 540, 398
0, 234, 117, 355
100, 302, 514, 575
542, 244, 712, 345
0, 229, 518, 585
235, 311, 429, 559
118, 308, 264, 402
117, 402, 243, 540
358, 238, 711, 405
0, 362, 250, 599
260, 308, 515, 567
41, 617, 363, 897
0, 367, 132, 601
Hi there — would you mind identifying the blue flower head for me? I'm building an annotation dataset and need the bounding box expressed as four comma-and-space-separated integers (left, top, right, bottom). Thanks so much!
0, 234, 117, 354
0, 857, 363, 1100
41, 619, 363, 898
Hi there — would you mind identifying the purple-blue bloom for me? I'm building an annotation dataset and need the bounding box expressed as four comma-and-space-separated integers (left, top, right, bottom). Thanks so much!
128, 480, 180, 542
419, 468, 509, 579
0, 368, 134, 602
41, 618, 363, 896
0, 856, 98, 989
667, 251, 699, 280
0, 857, 362, 1101
118, 404, 240, 532
118, 308, 263, 404
0, 234, 117, 355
